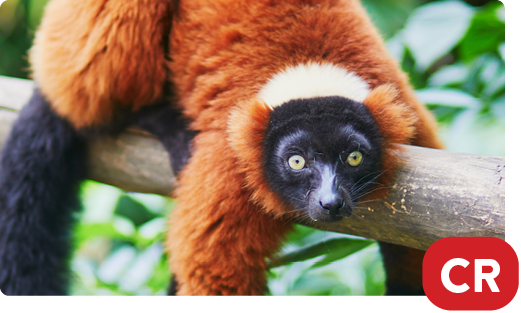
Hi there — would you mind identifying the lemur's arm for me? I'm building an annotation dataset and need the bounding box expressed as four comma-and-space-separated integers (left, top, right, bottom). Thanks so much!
30, 0, 175, 129
166, 131, 292, 295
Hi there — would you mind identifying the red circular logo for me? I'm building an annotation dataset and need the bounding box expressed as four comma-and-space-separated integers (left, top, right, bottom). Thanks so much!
423, 237, 518, 310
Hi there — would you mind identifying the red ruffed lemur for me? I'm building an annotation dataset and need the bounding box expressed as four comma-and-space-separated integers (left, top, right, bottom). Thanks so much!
0, 0, 442, 295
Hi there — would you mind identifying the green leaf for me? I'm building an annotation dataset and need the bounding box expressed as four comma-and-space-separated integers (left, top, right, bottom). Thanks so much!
498, 43, 505, 61
479, 55, 501, 83
480, 58, 505, 99
402, 0, 474, 70
360, 0, 418, 39
97, 246, 137, 284
428, 63, 470, 87
440, 109, 505, 156
28, 0, 50, 29
146, 256, 172, 293
117, 244, 164, 293
73, 223, 133, 248
490, 95, 505, 120
269, 237, 374, 268
128, 193, 174, 215
134, 218, 167, 247
290, 272, 349, 295
137, 218, 167, 240
459, 2, 505, 61
79, 181, 122, 223
362, 252, 385, 295
114, 194, 158, 227
283, 225, 317, 246
311, 240, 374, 268
112, 216, 136, 237
416, 88, 480, 108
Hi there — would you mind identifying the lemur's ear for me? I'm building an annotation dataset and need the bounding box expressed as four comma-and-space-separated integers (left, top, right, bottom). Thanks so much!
227, 98, 291, 216
362, 84, 418, 198
363, 84, 418, 146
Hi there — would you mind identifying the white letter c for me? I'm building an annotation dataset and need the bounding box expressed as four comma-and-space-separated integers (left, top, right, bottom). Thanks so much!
441, 258, 470, 293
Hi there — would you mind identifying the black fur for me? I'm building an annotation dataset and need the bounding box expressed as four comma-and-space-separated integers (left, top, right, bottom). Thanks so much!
134, 102, 196, 174
262, 96, 383, 222
0, 90, 88, 295
91, 100, 196, 174
0, 90, 194, 295
379, 242, 426, 296
167, 276, 178, 295
262, 97, 425, 295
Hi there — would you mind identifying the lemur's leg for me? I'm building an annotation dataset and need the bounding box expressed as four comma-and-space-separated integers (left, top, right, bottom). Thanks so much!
167, 277, 179, 296
134, 101, 196, 174
132, 102, 196, 296
134, 101, 196, 296
0, 91, 88, 295
165, 131, 292, 295
378, 242, 426, 295
30, 0, 175, 129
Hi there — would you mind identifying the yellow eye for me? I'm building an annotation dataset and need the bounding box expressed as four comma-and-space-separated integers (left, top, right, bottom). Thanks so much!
347, 151, 363, 167
288, 155, 306, 170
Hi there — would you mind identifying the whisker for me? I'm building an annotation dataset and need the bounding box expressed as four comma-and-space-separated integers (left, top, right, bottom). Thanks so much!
351, 175, 387, 198
349, 169, 387, 193
352, 186, 391, 201
292, 215, 311, 223
351, 169, 388, 195
274, 208, 303, 219
353, 186, 391, 201
282, 211, 308, 226
349, 211, 364, 219
353, 198, 380, 205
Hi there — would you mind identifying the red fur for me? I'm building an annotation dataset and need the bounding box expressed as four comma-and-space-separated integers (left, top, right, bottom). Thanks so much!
167, 0, 442, 295
362, 84, 418, 198
32, 0, 444, 295
30, 0, 175, 128
167, 131, 291, 295
227, 99, 293, 217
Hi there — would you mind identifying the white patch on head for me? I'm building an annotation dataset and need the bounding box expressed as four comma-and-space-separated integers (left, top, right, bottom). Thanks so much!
258, 62, 370, 109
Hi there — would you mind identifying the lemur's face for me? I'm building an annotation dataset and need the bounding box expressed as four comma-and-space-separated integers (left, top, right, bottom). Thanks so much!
263, 96, 383, 223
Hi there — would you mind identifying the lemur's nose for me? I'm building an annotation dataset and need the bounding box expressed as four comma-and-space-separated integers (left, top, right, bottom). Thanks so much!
319, 196, 345, 216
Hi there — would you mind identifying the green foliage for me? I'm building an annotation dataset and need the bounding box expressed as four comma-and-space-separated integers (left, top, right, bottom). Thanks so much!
361, 0, 427, 39
0, 0, 504, 295
71, 182, 173, 295
0, 0, 51, 78
459, 3, 505, 61
403, 1, 475, 71
267, 227, 384, 295
269, 237, 374, 269
389, 0, 505, 156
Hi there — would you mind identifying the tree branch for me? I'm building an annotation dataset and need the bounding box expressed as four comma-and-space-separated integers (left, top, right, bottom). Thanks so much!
0, 76, 505, 250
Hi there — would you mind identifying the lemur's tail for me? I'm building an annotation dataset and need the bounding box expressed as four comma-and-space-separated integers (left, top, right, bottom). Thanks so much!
0, 88, 195, 295
0, 90, 87, 295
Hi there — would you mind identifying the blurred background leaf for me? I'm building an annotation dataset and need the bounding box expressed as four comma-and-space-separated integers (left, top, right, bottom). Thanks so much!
402, 1, 475, 70
0, 0, 504, 295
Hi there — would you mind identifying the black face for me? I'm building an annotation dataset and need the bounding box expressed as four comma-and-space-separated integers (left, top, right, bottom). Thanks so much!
263, 96, 383, 223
